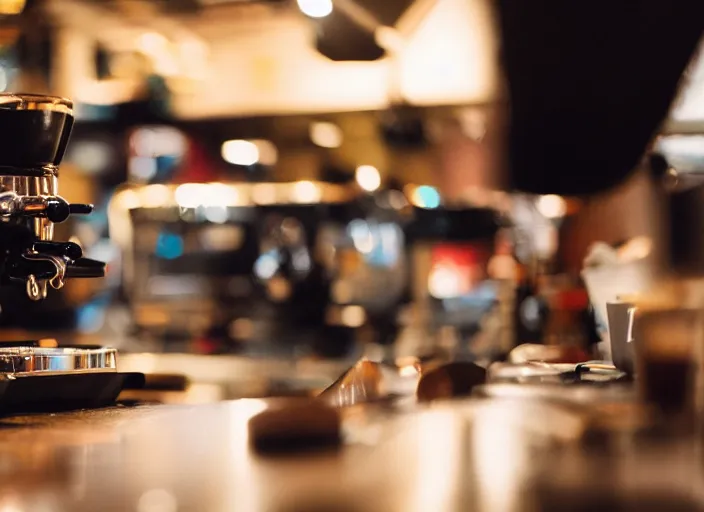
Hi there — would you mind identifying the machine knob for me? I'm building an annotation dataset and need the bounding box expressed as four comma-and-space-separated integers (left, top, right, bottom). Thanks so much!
44, 199, 93, 223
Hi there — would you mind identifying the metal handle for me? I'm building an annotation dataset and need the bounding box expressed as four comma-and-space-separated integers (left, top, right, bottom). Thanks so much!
23, 253, 67, 299
0, 191, 93, 223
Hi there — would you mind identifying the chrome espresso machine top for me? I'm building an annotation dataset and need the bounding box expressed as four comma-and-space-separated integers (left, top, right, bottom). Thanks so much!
0, 93, 142, 414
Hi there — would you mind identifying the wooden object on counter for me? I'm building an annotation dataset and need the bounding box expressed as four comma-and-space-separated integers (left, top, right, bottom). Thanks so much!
249, 399, 342, 454
416, 361, 486, 402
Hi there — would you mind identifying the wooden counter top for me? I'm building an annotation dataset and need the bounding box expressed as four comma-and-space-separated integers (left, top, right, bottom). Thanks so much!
0, 392, 701, 511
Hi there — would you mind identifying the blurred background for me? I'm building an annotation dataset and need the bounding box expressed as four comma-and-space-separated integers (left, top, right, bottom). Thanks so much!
0, 0, 702, 398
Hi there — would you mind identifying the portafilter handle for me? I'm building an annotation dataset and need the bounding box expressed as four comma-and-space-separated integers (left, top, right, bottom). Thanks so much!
5, 249, 105, 301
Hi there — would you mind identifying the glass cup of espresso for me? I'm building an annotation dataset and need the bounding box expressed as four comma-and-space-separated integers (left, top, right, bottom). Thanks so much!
633, 308, 701, 415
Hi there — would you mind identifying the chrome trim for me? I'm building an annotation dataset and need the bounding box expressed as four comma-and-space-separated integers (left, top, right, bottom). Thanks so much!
0, 175, 58, 196
0, 94, 73, 115
0, 174, 58, 240
0, 347, 117, 376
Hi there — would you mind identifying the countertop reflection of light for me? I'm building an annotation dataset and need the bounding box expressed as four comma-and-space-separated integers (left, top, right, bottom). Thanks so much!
0, 67, 7, 92
412, 411, 462, 512
536, 194, 566, 219
297, 0, 332, 18
292, 181, 322, 203
221, 140, 259, 166
0, 499, 23, 512
410, 185, 441, 209
355, 165, 381, 192
137, 488, 178, 512
309, 121, 343, 148
375, 26, 405, 54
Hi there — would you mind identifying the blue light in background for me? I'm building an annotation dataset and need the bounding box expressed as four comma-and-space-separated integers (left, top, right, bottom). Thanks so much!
155, 232, 184, 260
254, 250, 280, 279
76, 294, 111, 334
77, 302, 107, 334
416, 186, 441, 209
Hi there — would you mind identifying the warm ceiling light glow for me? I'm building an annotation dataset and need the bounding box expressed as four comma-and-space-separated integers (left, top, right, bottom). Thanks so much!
309, 122, 343, 148
292, 181, 322, 203
355, 165, 381, 192
252, 184, 277, 205
618, 236, 653, 262
428, 264, 462, 299
138, 32, 169, 55
221, 140, 260, 166
536, 194, 567, 219
375, 27, 405, 54
132, 126, 187, 158
253, 140, 278, 166
175, 183, 208, 209
113, 189, 141, 210
0, 0, 26, 15
297, 0, 333, 18
341, 305, 366, 328
207, 183, 239, 207
140, 184, 171, 208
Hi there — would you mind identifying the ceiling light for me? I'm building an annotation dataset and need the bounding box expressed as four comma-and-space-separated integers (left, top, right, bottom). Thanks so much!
0, 0, 25, 15
535, 194, 567, 219
355, 165, 381, 192
175, 183, 208, 209
291, 181, 322, 203
309, 122, 343, 148
252, 139, 278, 166
297, 0, 333, 18
140, 184, 171, 208
221, 140, 260, 166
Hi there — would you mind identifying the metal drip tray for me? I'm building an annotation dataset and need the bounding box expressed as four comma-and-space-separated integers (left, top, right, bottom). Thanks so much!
0, 347, 117, 376
0, 345, 141, 416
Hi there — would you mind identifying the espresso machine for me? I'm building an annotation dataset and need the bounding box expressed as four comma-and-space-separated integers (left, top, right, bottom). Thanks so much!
108, 180, 363, 356
0, 93, 142, 414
